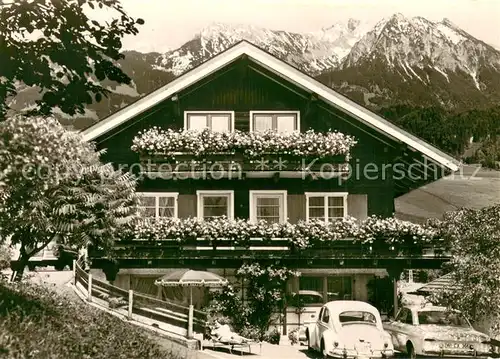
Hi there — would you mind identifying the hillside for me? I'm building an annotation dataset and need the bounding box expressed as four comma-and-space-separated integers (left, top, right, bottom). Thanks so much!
395, 166, 500, 223
0, 280, 183, 359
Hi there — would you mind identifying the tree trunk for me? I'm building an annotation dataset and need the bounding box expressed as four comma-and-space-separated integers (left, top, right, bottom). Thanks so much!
11, 255, 29, 282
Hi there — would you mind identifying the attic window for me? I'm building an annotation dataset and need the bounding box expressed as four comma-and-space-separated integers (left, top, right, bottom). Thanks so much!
249, 111, 300, 133
184, 111, 234, 132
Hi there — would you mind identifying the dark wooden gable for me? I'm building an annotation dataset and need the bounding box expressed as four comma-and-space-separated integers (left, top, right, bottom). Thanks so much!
94, 55, 448, 212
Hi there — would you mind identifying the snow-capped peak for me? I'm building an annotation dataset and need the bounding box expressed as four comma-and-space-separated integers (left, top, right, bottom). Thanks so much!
342, 13, 500, 91
157, 20, 371, 76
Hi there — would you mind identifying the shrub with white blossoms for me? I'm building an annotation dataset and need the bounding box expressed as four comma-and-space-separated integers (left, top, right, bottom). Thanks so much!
123, 215, 440, 248
131, 127, 357, 159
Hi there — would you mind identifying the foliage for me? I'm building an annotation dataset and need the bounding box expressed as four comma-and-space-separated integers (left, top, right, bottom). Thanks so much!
131, 127, 357, 159
0, 280, 182, 359
236, 263, 299, 335
0, 115, 140, 279
126, 215, 440, 248
379, 105, 500, 168
429, 205, 500, 335
0, 0, 144, 119
465, 136, 500, 169
264, 327, 281, 345
207, 264, 299, 341
288, 327, 300, 345
206, 284, 248, 331
0, 245, 11, 279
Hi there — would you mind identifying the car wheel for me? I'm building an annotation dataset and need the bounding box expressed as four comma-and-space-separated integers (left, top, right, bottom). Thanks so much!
407, 342, 417, 359
306, 330, 313, 352
320, 339, 327, 359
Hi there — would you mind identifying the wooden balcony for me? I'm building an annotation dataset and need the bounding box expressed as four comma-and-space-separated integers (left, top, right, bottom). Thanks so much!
139, 152, 350, 180
88, 238, 450, 271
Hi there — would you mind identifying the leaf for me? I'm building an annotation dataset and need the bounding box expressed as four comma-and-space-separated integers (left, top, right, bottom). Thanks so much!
136, 18, 145, 25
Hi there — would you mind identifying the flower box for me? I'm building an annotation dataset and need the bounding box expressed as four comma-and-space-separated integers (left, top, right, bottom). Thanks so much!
120, 216, 442, 255
131, 127, 357, 160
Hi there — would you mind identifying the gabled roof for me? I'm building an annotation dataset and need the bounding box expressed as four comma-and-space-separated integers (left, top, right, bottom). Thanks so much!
82, 40, 460, 172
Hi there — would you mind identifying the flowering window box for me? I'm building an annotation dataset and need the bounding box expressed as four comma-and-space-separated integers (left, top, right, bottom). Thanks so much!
131, 127, 357, 161
114, 216, 444, 259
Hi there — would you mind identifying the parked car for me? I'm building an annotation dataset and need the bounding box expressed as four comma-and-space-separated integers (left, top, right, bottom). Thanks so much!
383, 304, 493, 358
288, 290, 325, 343
306, 300, 394, 358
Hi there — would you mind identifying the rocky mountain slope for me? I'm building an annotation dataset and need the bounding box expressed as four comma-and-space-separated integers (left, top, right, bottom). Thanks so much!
8, 13, 500, 127
318, 14, 500, 110
153, 20, 370, 76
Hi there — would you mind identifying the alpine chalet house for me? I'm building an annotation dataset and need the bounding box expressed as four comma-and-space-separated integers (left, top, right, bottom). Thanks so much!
81, 41, 459, 329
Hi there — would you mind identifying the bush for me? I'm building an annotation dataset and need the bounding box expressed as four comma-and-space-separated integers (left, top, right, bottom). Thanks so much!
0, 281, 180, 359
264, 327, 281, 345
239, 325, 262, 341
0, 245, 11, 271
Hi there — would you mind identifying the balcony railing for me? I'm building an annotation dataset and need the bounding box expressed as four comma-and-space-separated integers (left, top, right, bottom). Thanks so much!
139, 152, 350, 179
132, 128, 357, 179
88, 238, 450, 265
89, 217, 449, 262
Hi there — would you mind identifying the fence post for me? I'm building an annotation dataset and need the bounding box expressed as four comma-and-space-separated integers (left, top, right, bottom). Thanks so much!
72, 259, 76, 286
187, 305, 194, 339
87, 274, 92, 302
128, 290, 133, 319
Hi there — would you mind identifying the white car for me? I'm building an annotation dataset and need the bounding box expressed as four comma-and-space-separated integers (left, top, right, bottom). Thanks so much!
306, 300, 395, 359
288, 290, 325, 343
383, 304, 493, 358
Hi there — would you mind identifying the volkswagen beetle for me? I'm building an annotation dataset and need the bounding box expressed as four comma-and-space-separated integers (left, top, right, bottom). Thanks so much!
306, 300, 394, 359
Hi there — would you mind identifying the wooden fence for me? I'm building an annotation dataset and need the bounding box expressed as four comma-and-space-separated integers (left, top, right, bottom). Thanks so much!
73, 257, 207, 338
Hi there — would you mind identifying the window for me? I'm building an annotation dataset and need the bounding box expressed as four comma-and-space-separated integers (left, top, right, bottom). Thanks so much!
138, 193, 178, 219
197, 190, 234, 220
305, 192, 348, 222
327, 276, 352, 301
249, 190, 287, 224
184, 111, 234, 132
339, 311, 377, 325
322, 308, 330, 324
417, 310, 470, 328
299, 277, 324, 305
396, 308, 413, 325
249, 111, 300, 133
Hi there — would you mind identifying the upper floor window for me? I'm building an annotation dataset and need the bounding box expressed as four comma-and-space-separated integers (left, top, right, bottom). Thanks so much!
197, 190, 234, 220
249, 111, 300, 133
138, 192, 178, 219
305, 192, 348, 222
249, 190, 287, 224
184, 111, 234, 132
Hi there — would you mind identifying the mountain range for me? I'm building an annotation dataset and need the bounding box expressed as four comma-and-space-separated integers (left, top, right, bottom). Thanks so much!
8, 13, 500, 129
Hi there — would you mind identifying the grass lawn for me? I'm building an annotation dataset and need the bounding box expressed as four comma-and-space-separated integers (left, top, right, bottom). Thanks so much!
0, 278, 189, 359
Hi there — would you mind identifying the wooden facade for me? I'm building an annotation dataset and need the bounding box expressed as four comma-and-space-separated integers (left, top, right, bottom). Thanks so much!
84, 42, 458, 324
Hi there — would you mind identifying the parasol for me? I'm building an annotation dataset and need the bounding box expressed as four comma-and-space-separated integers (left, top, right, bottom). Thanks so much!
155, 269, 228, 302
154, 269, 228, 338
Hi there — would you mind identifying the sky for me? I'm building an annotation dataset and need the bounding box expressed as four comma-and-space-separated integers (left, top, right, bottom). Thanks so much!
115, 0, 500, 53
